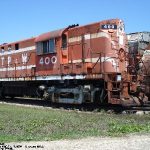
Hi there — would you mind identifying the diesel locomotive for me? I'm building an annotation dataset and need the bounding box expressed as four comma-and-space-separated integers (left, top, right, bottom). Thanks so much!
0, 19, 148, 106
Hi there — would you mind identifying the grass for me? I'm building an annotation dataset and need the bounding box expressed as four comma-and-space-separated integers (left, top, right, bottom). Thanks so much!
0, 103, 150, 142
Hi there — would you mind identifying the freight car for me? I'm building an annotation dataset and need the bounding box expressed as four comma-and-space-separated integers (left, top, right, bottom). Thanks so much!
0, 19, 148, 106
127, 32, 150, 100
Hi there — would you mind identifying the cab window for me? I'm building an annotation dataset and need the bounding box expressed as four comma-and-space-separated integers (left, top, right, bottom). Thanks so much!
15, 43, 19, 50
62, 34, 67, 49
43, 40, 49, 53
36, 38, 55, 55
36, 42, 42, 55
49, 39, 55, 53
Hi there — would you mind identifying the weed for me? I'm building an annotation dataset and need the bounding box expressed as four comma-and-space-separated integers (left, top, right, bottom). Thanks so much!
0, 104, 150, 142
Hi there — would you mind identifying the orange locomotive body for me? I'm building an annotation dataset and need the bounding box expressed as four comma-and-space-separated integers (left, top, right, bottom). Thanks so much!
0, 38, 36, 79
0, 19, 147, 106
34, 19, 126, 78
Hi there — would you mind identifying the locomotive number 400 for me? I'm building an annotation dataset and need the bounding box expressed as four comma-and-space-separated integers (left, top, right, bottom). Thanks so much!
39, 56, 57, 65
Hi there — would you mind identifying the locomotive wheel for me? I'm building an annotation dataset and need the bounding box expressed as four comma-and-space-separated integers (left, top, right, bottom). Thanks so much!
43, 91, 50, 100
43, 91, 54, 102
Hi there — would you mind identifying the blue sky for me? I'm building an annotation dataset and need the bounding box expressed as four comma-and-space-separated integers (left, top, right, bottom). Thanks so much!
0, 0, 150, 44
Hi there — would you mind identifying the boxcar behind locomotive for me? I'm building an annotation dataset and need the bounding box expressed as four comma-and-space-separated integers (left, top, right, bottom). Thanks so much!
127, 32, 150, 100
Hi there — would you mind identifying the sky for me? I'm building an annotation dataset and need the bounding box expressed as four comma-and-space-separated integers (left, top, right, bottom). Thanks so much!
0, 0, 150, 44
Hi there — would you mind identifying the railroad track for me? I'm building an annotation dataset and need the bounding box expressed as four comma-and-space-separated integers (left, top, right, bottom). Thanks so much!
0, 97, 150, 114
123, 105, 150, 114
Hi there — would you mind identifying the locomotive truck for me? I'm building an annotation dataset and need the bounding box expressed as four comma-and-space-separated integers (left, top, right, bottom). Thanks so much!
0, 19, 148, 106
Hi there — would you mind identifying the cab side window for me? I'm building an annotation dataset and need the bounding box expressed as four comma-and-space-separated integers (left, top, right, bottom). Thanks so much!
43, 40, 49, 53
15, 43, 19, 50
62, 34, 67, 49
49, 39, 55, 53
36, 38, 55, 55
36, 42, 42, 55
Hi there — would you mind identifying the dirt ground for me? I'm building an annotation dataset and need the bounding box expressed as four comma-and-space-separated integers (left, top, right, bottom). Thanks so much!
5, 134, 150, 150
